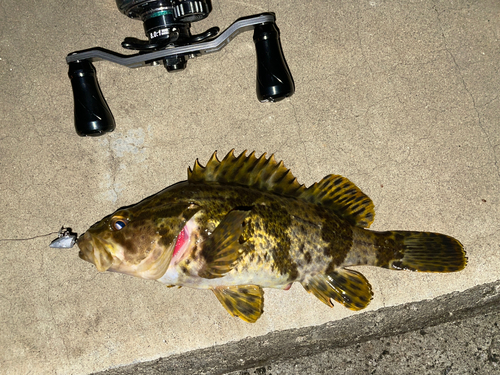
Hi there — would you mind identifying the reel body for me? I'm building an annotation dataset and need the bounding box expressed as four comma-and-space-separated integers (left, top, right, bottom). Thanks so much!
67, 1, 294, 136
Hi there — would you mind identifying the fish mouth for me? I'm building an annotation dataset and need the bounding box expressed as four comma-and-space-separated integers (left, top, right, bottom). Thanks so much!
77, 232, 94, 262
77, 232, 114, 272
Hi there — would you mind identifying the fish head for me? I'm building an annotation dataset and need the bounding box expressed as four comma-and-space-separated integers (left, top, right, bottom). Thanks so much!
77, 202, 200, 280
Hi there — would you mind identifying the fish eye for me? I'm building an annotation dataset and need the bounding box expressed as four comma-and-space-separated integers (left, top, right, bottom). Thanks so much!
110, 217, 128, 231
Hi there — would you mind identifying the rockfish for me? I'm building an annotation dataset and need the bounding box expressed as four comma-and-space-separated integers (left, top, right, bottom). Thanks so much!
77, 150, 467, 323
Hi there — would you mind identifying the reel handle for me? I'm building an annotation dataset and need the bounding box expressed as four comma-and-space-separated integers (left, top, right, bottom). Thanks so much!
68, 60, 115, 136
253, 22, 294, 102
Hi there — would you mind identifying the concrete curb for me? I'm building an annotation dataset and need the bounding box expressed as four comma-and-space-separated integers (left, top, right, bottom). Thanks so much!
95, 280, 500, 374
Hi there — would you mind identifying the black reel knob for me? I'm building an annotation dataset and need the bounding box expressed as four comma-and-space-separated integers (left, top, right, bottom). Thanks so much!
68, 60, 115, 136
253, 22, 294, 102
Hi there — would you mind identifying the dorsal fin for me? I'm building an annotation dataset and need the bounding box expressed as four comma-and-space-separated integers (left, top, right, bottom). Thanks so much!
299, 175, 375, 228
188, 150, 375, 228
188, 149, 305, 197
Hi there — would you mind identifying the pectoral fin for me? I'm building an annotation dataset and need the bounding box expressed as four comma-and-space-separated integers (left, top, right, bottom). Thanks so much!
212, 285, 264, 323
302, 269, 373, 311
198, 209, 251, 279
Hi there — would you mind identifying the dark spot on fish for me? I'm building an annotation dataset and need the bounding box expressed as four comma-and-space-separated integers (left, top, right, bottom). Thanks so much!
352, 207, 365, 216
237, 301, 252, 315
349, 275, 363, 285
336, 275, 347, 285
375, 232, 404, 268
225, 298, 234, 311
322, 198, 334, 207
159, 234, 175, 248
245, 295, 256, 303
304, 252, 312, 264
317, 178, 328, 189
318, 205, 353, 273
349, 282, 361, 291
316, 189, 328, 200
298, 243, 305, 254
288, 263, 299, 281
344, 196, 355, 204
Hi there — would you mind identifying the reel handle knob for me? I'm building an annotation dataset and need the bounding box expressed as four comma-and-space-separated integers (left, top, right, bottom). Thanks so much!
68, 60, 115, 136
253, 22, 294, 102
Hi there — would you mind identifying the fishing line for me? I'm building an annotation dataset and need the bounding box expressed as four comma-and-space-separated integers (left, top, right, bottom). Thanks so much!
0, 231, 59, 242
0, 227, 78, 248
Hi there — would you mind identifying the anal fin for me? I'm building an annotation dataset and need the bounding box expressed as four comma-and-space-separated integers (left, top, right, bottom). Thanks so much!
198, 209, 251, 279
212, 285, 264, 323
302, 269, 373, 311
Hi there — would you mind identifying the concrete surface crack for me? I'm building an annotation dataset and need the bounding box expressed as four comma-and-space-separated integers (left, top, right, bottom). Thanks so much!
356, 27, 374, 76
434, 5, 500, 180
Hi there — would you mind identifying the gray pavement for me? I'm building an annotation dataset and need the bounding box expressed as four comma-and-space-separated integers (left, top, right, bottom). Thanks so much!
1, 0, 499, 374
229, 311, 500, 375
96, 280, 500, 375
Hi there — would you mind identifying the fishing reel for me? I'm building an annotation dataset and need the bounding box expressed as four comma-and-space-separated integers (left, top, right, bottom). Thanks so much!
67, 0, 295, 136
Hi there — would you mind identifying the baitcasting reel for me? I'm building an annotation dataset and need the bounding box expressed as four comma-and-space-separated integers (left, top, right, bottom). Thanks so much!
67, 0, 295, 136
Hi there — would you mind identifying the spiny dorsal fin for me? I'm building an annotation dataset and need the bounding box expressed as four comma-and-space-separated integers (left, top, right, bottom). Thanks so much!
188, 150, 375, 228
188, 149, 304, 197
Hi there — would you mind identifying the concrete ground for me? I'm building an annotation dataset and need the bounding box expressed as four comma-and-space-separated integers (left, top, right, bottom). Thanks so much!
1, 0, 499, 374
95, 280, 500, 374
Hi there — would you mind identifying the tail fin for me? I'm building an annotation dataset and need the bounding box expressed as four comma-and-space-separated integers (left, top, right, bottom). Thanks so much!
376, 231, 467, 272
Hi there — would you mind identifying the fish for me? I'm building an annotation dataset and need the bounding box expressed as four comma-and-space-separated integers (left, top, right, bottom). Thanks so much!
77, 150, 467, 323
